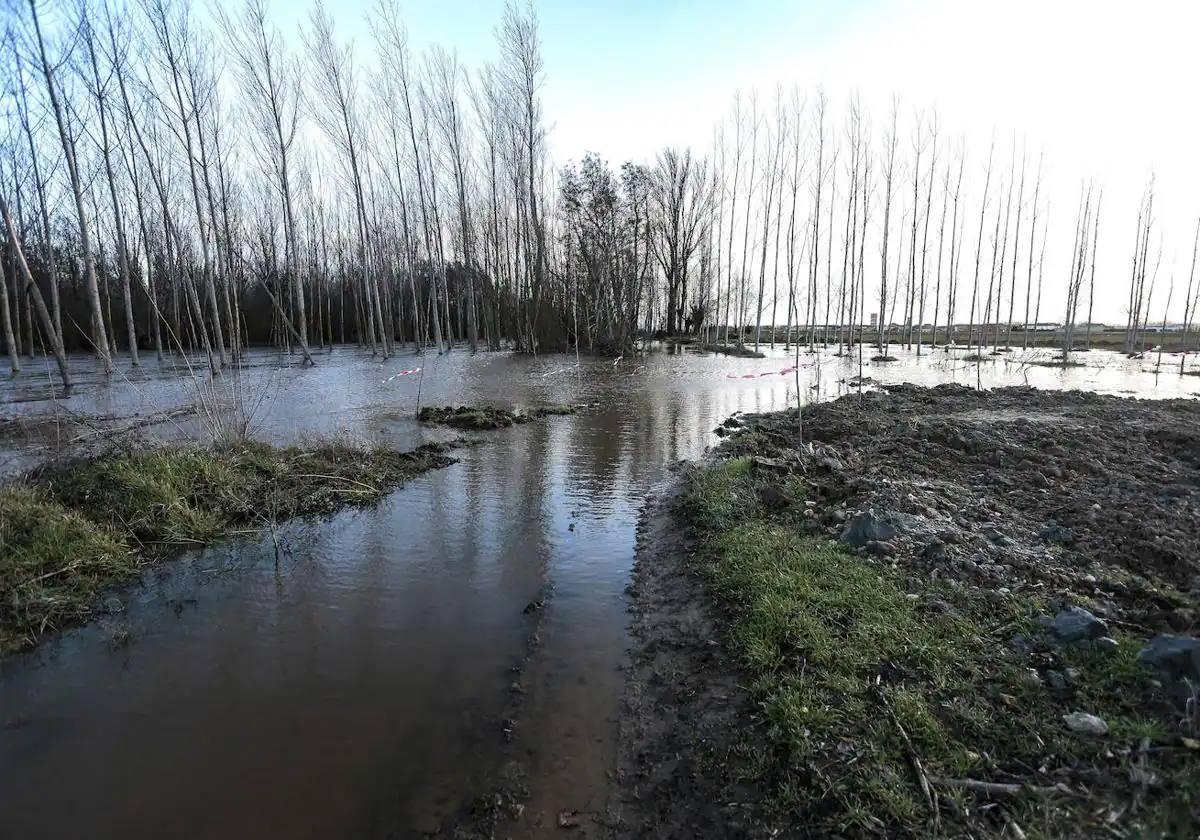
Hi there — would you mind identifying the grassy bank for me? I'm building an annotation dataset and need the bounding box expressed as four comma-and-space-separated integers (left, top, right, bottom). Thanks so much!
680, 455, 1197, 837
417, 403, 576, 430
0, 440, 455, 655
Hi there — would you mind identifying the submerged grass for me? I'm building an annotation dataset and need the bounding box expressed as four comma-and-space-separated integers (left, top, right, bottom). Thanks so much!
0, 440, 454, 655
681, 458, 1198, 837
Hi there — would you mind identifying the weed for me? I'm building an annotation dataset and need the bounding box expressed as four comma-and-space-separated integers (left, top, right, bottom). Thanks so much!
679, 457, 1197, 836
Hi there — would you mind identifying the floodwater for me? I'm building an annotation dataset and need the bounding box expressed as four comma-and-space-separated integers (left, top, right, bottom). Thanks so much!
1, 343, 1197, 838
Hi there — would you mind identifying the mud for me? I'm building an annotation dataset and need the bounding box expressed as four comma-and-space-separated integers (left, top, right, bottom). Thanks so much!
417, 404, 577, 430
732, 384, 1200, 614
610, 483, 784, 839
618, 385, 1200, 837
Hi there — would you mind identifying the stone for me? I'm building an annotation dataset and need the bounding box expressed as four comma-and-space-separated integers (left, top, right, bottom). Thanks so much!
982, 526, 1011, 546
1063, 711, 1108, 736
1138, 635, 1200, 683
1018, 668, 1043, 689
866, 539, 897, 557
840, 511, 898, 548
758, 484, 792, 509
1039, 521, 1075, 544
924, 598, 958, 616
750, 456, 789, 474
1048, 606, 1108, 645
1166, 608, 1196, 633
1095, 637, 1120, 655
922, 539, 948, 563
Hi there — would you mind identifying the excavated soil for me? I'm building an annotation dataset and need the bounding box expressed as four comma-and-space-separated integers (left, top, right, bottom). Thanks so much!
615, 385, 1200, 838
732, 384, 1200, 623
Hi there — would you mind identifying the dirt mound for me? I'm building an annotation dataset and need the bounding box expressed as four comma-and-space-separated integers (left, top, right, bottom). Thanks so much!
417, 404, 576, 430
621, 385, 1200, 837
735, 384, 1200, 621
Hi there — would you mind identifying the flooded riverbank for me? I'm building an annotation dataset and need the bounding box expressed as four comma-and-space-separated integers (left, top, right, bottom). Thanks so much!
2, 344, 1198, 837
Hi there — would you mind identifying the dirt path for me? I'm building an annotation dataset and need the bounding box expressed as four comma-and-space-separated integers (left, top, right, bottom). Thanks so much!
610, 482, 782, 838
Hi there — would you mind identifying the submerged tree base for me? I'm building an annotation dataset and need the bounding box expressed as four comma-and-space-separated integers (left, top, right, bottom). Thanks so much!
0, 440, 456, 655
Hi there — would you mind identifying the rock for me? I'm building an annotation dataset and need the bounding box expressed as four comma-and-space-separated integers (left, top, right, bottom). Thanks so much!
980, 525, 1014, 547
923, 598, 958, 616
1040, 521, 1075, 544
1138, 635, 1200, 683
758, 484, 792, 510
1095, 637, 1120, 655
102, 595, 124, 614
840, 510, 898, 548
1166, 608, 1196, 633
1045, 670, 1068, 690
1063, 711, 1108, 736
750, 456, 789, 475
814, 452, 845, 472
1048, 606, 1108, 645
1018, 668, 1043, 688
922, 539, 948, 563
866, 540, 897, 557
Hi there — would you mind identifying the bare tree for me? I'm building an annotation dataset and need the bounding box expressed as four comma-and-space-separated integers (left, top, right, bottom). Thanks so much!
651, 148, 711, 337
26, 0, 112, 372
217, 0, 309, 355
877, 99, 899, 355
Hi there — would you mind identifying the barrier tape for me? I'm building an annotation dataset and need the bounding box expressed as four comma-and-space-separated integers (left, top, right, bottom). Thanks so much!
382, 367, 422, 383
726, 366, 797, 380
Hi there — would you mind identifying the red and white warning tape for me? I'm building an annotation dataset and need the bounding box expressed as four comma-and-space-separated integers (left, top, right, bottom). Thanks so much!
382, 367, 422, 383
726, 366, 797, 380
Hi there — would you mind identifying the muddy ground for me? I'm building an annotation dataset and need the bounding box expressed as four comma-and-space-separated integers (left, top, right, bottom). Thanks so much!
615, 384, 1200, 837
611, 484, 790, 838
738, 385, 1200, 613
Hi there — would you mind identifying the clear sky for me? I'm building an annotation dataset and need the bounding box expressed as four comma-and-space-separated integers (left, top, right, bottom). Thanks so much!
265, 0, 1198, 322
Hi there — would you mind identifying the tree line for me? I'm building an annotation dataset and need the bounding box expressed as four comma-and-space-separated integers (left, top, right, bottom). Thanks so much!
3, 0, 1198, 389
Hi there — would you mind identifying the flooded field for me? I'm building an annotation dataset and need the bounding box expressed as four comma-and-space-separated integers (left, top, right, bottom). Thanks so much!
1, 344, 1197, 838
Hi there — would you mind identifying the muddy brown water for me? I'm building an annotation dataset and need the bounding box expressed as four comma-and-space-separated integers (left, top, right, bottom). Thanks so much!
1, 344, 1196, 838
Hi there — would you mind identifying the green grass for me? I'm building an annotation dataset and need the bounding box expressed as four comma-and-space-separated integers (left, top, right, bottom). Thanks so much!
0, 440, 454, 654
0, 487, 134, 655
680, 458, 1199, 837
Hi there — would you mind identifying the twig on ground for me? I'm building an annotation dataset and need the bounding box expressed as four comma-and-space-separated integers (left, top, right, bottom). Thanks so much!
929, 776, 1077, 798
878, 688, 941, 830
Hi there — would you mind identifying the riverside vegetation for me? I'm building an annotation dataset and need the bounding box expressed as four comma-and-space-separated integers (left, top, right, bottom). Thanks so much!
0, 440, 455, 654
